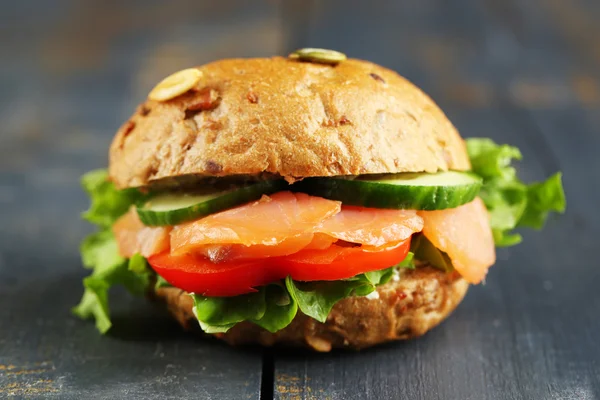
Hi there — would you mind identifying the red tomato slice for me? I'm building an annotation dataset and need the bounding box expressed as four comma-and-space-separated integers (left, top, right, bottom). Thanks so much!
148, 239, 411, 296
277, 239, 410, 281
149, 253, 284, 296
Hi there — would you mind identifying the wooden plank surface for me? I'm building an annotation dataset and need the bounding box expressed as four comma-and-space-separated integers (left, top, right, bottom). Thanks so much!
0, 1, 282, 398
274, 1, 600, 399
1, 0, 599, 399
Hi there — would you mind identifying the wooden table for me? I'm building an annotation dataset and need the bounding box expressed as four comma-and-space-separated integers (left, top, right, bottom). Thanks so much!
1, 0, 598, 398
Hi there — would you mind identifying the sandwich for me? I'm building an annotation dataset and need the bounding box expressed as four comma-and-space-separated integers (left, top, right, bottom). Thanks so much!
74, 49, 565, 351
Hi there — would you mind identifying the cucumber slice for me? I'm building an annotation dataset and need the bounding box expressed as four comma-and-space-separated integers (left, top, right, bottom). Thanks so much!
137, 180, 286, 226
297, 171, 481, 210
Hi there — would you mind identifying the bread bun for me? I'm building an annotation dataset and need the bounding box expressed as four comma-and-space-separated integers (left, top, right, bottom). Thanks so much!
154, 266, 468, 351
109, 57, 470, 189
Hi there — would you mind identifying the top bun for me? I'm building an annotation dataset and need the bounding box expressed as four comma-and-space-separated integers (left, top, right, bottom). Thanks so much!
109, 57, 470, 189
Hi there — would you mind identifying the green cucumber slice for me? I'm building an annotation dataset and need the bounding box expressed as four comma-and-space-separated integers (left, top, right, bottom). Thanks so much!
137, 180, 286, 226
297, 171, 482, 210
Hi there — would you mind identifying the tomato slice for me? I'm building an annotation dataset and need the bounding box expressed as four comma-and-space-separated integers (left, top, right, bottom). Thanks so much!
278, 239, 410, 281
148, 239, 411, 296
149, 253, 284, 296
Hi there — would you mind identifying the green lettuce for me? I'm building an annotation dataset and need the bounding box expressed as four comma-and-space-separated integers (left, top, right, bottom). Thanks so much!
285, 278, 370, 322
154, 275, 172, 290
80, 230, 123, 271
466, 138, 565, 247
191, 266, 400, 333
395, 251, 415, 269
256, 285, 299, 332
73, 170, 153, 333
191, 284, 298, 333
81, 169, 146, 228
410, 235, 453, 271
73, 252, 152, 333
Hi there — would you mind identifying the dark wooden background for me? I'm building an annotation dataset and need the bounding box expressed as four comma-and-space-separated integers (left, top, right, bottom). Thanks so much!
1, 0, 599, 398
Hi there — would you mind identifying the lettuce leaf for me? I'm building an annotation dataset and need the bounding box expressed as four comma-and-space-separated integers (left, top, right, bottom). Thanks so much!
190, 267, 401, 333
254, 285, 298, 332
410, 234, 453, 271
73, 278, 112, 333
154, 275, 172, 290
285, 277, 369, 322
519, 172, 566, 229
73, 251, 152, 333
193, 290, 266, 326
395, 251, 415, 269
466, 138, 565, 247
80, 230, 124, 271
285, 263, 409, 323
345, 265, 399, 296
74, 170, 153, 333
191, 284, 298, 333
81, 169, 146, 228
363, 266, 396, 286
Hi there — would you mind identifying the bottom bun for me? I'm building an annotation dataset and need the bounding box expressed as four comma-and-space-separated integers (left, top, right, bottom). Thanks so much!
154, 266, 468, 351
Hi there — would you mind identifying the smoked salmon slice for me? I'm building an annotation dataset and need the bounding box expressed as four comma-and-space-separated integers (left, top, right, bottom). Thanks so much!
419, 197, 496, 284
192, 206, 424, 261
197, 235, 316, 262
113, 208, 171, 258
170, 192, 425, 259
316, 206, 423, 247
170, 192, 341, 256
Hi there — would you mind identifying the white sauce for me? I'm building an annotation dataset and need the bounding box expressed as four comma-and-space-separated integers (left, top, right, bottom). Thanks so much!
366, 291, 380, 300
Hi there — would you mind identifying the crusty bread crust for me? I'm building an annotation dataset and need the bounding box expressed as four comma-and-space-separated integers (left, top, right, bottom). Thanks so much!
154, 266, 468, 351
110, 57, 470, 189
